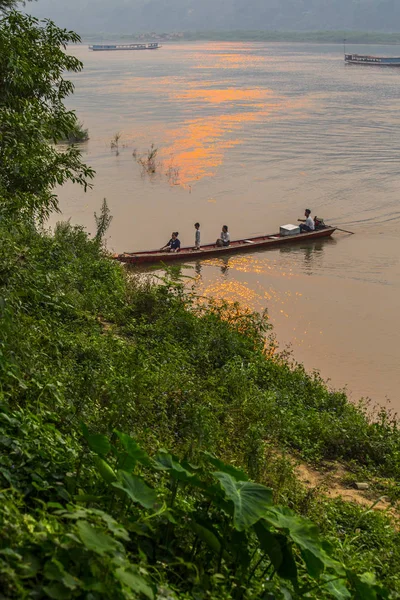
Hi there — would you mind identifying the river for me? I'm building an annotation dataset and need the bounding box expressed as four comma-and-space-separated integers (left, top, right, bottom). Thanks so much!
54, 41, 400, 408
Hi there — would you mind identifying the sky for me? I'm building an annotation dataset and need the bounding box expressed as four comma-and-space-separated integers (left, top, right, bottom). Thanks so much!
25, 0, 400, 33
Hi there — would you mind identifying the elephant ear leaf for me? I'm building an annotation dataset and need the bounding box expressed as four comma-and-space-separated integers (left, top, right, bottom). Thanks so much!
114, 431, 153, 467
263, 506, 343, 577
203, 452, 248, 481
214, 471, 272, 531
115, 567, 155, 600
254, 521, 297, 582
76, 521, 119, 555
154, 450, 199, 484
321, 575, 351, 600
112, 471, 157, 509
80, 424, 110, 456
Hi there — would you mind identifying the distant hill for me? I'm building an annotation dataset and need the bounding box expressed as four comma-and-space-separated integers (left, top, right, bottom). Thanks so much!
26, 0, 400, 34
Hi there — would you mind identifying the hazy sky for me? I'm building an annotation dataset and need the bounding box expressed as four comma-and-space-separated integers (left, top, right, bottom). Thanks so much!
26, 0, 400, 33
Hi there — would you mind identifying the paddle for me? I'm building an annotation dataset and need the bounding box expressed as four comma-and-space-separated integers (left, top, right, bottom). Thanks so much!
332, 227, 355, 235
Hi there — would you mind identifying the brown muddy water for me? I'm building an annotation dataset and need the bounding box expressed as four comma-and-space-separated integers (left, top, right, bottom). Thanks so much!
53, 42, 400, 408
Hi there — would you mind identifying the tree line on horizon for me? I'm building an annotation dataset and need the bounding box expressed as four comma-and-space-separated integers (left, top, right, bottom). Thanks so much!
24, 0, 400, 36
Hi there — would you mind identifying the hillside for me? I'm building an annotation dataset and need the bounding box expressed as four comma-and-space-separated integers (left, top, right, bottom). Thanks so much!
2, 10, 400, 599
26, 0, 400, 34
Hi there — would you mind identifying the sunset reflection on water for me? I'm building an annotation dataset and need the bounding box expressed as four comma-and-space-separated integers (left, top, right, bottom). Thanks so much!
160, 91, 312, 185
57, 42, 400, 405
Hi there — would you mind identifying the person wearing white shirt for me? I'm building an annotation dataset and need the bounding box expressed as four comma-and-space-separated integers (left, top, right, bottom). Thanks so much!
216, 225, 230, 247
298, 209, 315, 233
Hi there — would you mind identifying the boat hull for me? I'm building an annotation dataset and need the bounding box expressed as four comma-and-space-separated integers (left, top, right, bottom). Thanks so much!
114, 227, 337, 265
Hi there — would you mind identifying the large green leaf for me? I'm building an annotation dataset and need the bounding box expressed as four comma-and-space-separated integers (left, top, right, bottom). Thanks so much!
280, 587, 293, 600
254, 521, 283, 571
254, 521, 298, 583
347, 571, 389, 600
87, 434, 111, 456
203, 452, 248, 481
192, 521, 222, 555
81, 424, 111, 456
94, 456, 117, 484
115, 431, 153, 467
115, 567, 154, 599
214, 471, 272, 531
230, 529, 252, 569
112, 471, 157, 509
76, 520, 119, 555
301, 548, 324, 579
154, 450, 199, 484
263, 506, 342, 576
321, 575, 351, 600
43, 582, 72, 600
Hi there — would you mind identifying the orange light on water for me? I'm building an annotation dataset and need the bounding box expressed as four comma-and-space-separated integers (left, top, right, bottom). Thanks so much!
160, 93, 312, 185
174, 88, 272, 105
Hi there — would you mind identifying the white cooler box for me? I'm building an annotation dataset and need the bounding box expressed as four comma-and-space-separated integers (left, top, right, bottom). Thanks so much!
280, 224, 300, 236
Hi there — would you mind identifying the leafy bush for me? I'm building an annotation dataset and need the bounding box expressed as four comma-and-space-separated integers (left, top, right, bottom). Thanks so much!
1, 219, 400, 596
0, 413, 391, 599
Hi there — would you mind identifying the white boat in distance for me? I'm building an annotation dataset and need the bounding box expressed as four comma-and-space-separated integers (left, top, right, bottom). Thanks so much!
89, 43, 161, 51
345, 53, 400, 66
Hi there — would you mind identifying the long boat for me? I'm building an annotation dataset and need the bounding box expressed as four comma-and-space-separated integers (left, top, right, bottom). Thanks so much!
113, 226, 337, 265
345, 53, 400, 66
89, 43, 161, 51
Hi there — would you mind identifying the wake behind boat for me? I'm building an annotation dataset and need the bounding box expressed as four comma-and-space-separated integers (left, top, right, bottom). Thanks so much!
114, 226, 337, 265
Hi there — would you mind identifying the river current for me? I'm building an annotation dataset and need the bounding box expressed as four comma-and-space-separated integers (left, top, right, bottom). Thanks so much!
54, 42, 400, 408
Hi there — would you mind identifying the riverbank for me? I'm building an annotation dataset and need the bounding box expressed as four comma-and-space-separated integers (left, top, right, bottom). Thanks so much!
1, 215, 399, 597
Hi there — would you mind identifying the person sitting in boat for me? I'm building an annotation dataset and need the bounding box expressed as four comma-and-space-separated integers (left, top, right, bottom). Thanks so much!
161, 231, 181, 252
216, 225, 230, 247
313, 216, 326, 230
298, 209, 315, 233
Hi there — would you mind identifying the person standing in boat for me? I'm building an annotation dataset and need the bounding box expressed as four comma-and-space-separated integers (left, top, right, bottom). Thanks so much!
194, 222, 201, 250
298, 209, 315, 233
161, 231, 181, 252
216, 225, 230, 247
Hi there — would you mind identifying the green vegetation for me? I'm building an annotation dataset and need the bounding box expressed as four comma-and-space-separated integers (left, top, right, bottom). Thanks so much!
0, 11, 94, 221
58, 121, 89, 144
2, 219, 400, 599
1, 7, 400, 600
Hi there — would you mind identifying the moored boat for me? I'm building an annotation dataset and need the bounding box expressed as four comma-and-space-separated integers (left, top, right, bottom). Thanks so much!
345, 53, 400, 66
113, 227, 337, 265
89, 43, 161, 51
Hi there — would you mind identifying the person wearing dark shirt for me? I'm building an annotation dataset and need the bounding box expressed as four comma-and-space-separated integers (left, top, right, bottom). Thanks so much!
161, 231, 181, 252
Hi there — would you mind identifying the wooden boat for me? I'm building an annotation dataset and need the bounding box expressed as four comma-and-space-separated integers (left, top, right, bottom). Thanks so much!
345, 53, 400, 66
89, 43, 161, 51
113, 226, 337, 265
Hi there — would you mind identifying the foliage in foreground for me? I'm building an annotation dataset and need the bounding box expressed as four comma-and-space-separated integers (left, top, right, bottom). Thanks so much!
0, 219, 400, 598
0, 11, 93, 221
0, 412, 393, 599
1, 5, 398, 597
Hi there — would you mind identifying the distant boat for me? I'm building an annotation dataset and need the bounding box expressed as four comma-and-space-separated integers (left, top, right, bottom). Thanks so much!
89, 43, 161, 51
344, 53, 400, 66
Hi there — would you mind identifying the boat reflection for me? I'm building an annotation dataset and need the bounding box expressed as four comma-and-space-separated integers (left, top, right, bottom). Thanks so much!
127, 236, 337, 283
278, 238, 337, 274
